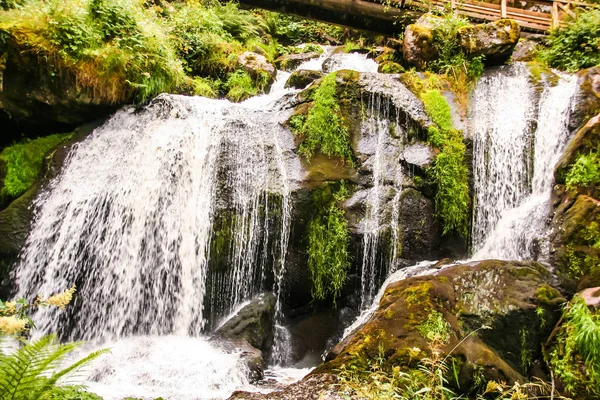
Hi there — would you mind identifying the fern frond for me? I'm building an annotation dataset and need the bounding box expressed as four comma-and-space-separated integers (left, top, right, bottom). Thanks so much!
0, 335, 107, 400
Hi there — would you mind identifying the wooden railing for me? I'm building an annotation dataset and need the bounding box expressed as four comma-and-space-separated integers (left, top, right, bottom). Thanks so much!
393, 0, 599, 32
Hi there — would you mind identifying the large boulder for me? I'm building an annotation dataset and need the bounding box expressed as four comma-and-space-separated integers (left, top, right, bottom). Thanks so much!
237, 52, 276, 89
215, 293, 276, 352
458, 19, 520, 63
315, 260, 565, 392
274, 52, 321, 72
402, 14, 443, 70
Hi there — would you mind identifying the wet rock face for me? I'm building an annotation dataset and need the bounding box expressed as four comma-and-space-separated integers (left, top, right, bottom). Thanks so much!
228, 374, 347, 400
275, 52, 321, 71
315, 261, 565, 391
284, 69, 323, 90
458, 19, 520, 63
215, 293, 276, 352
0, 40, 117, 137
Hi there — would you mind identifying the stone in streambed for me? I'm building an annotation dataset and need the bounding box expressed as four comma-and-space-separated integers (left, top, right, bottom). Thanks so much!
275, 52, 321, 72
285, 70, 323, 89
457, 19, 520, 63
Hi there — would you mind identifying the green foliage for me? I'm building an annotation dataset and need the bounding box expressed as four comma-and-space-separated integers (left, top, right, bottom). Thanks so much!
418, 310, 451, 344
258, 11, 344, 46
0, 334, 107, 400
224, 70, 257, 102
291, 73, 354, 164
538, 8, 600, 72
307, 183, 351, 303
421, 90, 470, 238
0, 133, 71, 198
549, 296, 600, 398
44, 386, 103, 400
565, 151, 600, 189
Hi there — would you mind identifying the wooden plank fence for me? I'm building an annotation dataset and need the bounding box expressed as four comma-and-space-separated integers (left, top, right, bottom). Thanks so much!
390, 0, 598, 32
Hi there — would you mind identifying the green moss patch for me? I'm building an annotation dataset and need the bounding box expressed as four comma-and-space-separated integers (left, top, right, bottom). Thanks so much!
289, 73, 355, 165
1, 133, 71, 199
422, 90, 470, 238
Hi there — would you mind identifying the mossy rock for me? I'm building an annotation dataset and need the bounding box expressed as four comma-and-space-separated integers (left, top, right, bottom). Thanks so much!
377, 61, 404, 74
274, 52, 321, 72
402, 14, 442, 70
457, 19, 520, 64
284, 69, 324, 90
315, 260, 565, 393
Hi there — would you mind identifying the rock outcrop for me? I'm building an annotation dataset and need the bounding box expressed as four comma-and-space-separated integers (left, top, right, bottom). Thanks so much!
315, 260, 565, 391
402, 14, 443, 70
228, 374, 347, 400
0, 38, 117, 140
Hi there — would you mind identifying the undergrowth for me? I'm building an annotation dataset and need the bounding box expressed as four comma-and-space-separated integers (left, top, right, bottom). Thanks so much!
565, 151, 600, 189
0, 0, 346, 104
290, 73, 355, 165
421, 90, 470, 238
537, 8, 600, 72
306, 182, 351, 303
548, 295, 600, 398
0, 133, 71, 198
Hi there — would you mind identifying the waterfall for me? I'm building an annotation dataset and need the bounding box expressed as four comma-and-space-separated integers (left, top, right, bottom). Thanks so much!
15, 94, 295, 340
470, 65, 578, 260
356, 92, 406, 309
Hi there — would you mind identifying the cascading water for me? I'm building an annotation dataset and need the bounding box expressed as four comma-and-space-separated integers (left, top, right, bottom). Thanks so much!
470, 64, 578, 260
357, 92, 405, 309
12, 49, 384, 398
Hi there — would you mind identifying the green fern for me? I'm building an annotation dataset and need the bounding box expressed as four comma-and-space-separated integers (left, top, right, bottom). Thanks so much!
0, 335, 107, 400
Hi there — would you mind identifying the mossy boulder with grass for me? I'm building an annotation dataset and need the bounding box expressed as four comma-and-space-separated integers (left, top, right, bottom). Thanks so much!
0, 38, 118, 135
274, 52, 321, 71
284, 69, 323, 90
236, 51, 276, 91
457, 19, 520, 63
315, 260, 565, 393
402, 14, 443, 70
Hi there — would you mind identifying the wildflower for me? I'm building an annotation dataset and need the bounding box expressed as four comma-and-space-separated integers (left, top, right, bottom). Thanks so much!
0, 315, 28, 335
46, 285, 76, 310
485, 380, 502, 393
408, 347, 421, 359
0, 301, 16, 316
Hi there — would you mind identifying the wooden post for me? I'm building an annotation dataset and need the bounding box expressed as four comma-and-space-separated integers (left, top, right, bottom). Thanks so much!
450, 0, 456, 9
552, 1, 559, 28
501, 0, 507, 18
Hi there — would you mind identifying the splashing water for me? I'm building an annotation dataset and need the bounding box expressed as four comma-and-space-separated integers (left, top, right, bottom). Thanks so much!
471, 65, 577, 260
16, 94, 295, 340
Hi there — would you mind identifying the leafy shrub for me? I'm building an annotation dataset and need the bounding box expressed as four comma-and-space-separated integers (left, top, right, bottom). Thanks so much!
0, 133, 71, 199
224, 70, 257, 102
538, 9, 600, 72
565, 151, 600, 189
307, 183, 351, 303
258, 11, 344, 46
291, 73, 355, 164
549, 296, 600, 398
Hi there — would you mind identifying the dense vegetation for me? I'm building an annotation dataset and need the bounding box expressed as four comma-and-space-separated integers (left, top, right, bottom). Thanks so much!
289, 73, 355, 165
538, 8, 600, 72
0, 0, 344, 103
306, 183, 351, 303
0, 133, 71, 199
548, 296, 600, 398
